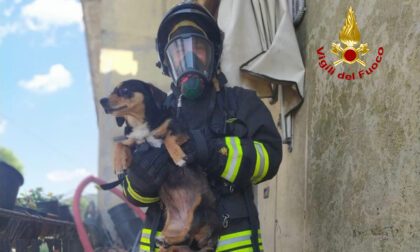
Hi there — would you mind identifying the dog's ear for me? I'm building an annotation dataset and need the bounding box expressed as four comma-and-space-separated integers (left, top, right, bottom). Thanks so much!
146, 83, 167, 110
116, 117, 125, 127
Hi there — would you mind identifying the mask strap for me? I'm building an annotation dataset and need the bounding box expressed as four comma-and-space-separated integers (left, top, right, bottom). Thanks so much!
212, 77, 220, 92
213, 70, 228, 91
168, 20, 208, 41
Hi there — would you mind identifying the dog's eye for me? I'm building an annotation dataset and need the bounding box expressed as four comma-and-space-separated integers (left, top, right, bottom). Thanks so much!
118, 88, 130, 97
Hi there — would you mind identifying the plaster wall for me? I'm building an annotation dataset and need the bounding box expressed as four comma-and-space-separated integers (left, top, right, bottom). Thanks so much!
293, 1, 420, 251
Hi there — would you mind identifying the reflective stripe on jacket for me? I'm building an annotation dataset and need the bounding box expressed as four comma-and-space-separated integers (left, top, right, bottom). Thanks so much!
138, 228, 264, 252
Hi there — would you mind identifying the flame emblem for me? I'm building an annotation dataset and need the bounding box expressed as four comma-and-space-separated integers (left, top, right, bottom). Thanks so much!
330, 7, 369, 66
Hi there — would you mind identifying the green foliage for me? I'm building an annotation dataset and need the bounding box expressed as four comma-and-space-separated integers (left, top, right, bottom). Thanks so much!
16, 187, 63, 209
0, 146, 24, 174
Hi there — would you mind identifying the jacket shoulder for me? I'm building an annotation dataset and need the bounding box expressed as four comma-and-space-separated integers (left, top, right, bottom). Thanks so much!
224, 86, 258, 99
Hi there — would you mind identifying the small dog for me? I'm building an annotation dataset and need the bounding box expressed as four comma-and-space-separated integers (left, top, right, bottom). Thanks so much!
100, 80, 220, 251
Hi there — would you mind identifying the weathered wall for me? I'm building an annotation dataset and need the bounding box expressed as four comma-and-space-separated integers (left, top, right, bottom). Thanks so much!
256, 98, 307, 251
294, 0, 420, 251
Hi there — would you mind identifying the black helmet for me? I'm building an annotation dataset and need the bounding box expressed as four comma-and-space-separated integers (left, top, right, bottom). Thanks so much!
156, 2, 223, 77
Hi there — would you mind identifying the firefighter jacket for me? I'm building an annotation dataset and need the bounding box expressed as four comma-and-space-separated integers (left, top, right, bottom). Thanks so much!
121, 83, 283, 252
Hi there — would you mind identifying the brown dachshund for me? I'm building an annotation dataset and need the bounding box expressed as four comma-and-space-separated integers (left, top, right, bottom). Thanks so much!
100, 80, 220, 251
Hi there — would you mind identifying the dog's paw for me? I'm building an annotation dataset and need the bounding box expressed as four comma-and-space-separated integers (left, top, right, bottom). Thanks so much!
175, 159, 186, 167
113, 143, 132, 173
156, 235, 170, 248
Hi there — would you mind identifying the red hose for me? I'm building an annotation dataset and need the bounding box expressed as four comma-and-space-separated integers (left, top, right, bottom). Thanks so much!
72, 175, 146, 252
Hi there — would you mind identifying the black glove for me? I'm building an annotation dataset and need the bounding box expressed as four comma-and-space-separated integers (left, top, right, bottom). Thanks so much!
128, 142, 174, 187
182, 128, 209, 165
182, 129, 227, 176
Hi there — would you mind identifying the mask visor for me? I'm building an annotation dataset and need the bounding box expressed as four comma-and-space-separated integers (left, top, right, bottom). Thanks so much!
165, 35, 213, 82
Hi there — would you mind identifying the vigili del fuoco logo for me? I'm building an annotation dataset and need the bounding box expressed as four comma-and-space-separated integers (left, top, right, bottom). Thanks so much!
316, 6, 384, 80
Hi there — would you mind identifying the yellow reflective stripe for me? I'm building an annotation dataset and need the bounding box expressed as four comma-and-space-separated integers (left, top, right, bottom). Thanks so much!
141, 228, 151, 244
141, 237, 150, 244
126, 177, 160, 204
251, 142, 261, 183
226, 117, 238, 123
122, 186, 127, 197
252, 141, 269, 184
221, 137, 243, 183
217, 230, 253, 251
140, 229, 162, 251
219, 230, 252, 241
218, 244, 264, 252
221, 137, 234, 181
140, 244, 150, 251
141, 229, 162, 241
258, 229, 264, 251
229, 247, 254, 252
259, 143, 269, 182
141, 228, 161, 235
217, 229, 264, 252
139, 246, 159, 252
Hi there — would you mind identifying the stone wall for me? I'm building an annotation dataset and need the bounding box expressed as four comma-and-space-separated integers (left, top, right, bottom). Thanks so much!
294, 1, 420, 251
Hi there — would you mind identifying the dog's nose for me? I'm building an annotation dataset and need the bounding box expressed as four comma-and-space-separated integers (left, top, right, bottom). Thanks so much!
100, 98, 110, 111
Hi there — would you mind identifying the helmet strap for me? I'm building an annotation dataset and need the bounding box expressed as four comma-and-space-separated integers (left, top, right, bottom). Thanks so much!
213, 69, 228, 92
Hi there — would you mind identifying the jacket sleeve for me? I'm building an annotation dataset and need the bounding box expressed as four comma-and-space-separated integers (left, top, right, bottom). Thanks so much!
120, 145, 172, 207
207, 87, 283, 187
121, 169, 160, 207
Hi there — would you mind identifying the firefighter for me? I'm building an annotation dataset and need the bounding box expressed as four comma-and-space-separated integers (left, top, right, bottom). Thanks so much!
122, 2, 282, 251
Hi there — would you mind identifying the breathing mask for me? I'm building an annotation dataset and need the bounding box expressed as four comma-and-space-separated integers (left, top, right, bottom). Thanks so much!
165, 30, 214, 99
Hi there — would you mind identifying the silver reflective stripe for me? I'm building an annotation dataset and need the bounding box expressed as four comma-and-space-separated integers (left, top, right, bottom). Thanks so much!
253, 143, 265, 180
226, 137, 238, 179
217, 233, 251, 247
140, 229, 162, 252
251, 141, 269, 184
142, 232, 150, 239
221, 137, 242, 183
216, 230, 264, 251
140, 228, 151, 247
